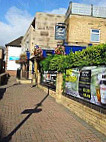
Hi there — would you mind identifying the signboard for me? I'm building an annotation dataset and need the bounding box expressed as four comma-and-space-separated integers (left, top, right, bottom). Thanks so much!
55, 24, 66, 40
26, 51, 30, 60
9, 56, 20, 61
79, 70, 91, 100
65, 66, 106, 107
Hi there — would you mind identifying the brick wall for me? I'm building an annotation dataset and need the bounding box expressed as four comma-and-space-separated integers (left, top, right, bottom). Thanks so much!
61, 95, 106, 136
6, 70, 17, 76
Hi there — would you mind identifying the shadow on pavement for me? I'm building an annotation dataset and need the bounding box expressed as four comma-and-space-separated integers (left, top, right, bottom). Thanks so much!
0, 119, 3, 140
21, 108, 42, 114
0, 82, 21, 101
0, 88, 6, 100
6, 82, 21, 89
1, 87, 50, 142
0, 118, 6, 142
0, 74, 10, 87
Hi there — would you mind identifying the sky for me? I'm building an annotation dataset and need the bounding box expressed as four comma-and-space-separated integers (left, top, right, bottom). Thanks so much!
0, 0, 106, 46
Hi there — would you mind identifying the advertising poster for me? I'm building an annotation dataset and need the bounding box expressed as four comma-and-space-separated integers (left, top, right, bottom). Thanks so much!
65, 66, 106, 106
79, 70, 91, 100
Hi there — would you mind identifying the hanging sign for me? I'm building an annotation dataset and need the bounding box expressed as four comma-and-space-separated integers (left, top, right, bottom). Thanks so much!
55, 23, 66, 40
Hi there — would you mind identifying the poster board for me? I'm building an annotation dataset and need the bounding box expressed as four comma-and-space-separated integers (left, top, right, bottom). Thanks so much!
65, 66, 106, 106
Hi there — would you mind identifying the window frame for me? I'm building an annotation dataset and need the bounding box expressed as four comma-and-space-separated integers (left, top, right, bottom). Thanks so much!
90, 29, 100, 43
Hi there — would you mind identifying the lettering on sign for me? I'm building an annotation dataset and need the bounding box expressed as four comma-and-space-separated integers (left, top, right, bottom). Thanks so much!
79, 70, 91, 100
55, 24, 66, 40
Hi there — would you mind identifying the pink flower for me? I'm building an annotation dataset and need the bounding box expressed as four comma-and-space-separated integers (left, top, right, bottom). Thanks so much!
55, 45, 65, 55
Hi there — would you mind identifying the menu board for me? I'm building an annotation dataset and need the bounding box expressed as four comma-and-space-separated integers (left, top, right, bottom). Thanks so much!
79, 70, 91, 100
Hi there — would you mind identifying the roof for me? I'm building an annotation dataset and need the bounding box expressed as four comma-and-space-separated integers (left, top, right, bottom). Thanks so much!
5, 36, 23, 47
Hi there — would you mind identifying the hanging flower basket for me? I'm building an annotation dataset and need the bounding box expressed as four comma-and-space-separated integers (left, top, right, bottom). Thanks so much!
15, 53, 27, 64
20, 53, 27, 60
15, 60, 21, 64
33, 45, 43, 58
55, 45, 65, 55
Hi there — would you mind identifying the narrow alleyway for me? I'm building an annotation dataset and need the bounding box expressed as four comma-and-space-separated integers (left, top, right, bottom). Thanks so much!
0, 77, 106, 142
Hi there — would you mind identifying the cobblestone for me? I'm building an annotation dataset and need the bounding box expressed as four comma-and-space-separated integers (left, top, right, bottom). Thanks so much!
0, 77, 106, 142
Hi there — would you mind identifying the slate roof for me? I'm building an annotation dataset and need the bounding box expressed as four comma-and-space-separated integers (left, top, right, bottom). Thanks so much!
5, 36, 23, 47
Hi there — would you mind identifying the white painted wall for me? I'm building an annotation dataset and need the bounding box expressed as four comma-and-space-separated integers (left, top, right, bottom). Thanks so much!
7, 46, 21, 70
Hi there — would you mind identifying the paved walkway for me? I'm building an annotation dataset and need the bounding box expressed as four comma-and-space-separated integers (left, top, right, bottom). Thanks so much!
0, 77, 106, 142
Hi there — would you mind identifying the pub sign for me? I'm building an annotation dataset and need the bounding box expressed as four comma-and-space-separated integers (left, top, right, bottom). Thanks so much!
55, 23, 66, 40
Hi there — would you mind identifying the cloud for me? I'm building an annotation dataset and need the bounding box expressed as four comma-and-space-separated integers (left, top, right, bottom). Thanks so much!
81, 0, 106, 6
46, 8, 67, 15
0, 6, 33, 46
97, 0, 106, 6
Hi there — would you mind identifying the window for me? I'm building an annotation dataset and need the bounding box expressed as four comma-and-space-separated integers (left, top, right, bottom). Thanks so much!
91, 29, 100, 42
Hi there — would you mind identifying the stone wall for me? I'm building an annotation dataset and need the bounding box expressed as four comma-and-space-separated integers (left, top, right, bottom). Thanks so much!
66, 15, 106, 46
21, 25, 35, 53
21, 13, 65, 79
6, 70, 17, 76
34, 12, 65, 49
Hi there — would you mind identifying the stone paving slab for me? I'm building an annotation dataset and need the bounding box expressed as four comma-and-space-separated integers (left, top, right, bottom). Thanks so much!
0, 77, 106, 142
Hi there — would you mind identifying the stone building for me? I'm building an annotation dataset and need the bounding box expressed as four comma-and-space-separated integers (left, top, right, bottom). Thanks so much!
65, 2, 106, 46
20, 3, 106, 81
21, 12, 65, 79
21, 12, 65, 52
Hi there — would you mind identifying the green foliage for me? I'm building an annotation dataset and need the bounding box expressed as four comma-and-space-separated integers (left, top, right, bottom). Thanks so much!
72, 44, 106, 67
40, 44, 106, 73
40, 55, 53, 71
49, 55, 68, 72
62, 73, 66, 91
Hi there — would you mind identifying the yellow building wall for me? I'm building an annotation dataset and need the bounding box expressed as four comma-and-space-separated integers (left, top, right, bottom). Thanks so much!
66, 15, 106, 46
